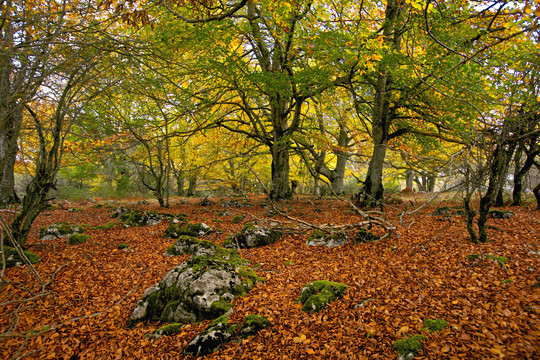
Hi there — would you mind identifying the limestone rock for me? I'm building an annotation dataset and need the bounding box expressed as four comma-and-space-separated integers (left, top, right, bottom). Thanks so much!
223, 224, 282, 249
163, 223, 213, 238
38, 223, 86, 240
128, 253, 259, 326
306, 229, 347, 248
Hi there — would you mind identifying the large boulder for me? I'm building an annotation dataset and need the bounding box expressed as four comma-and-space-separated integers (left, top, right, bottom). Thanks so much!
38, 223, 86, 240
129, 250, 261, 326
223, 223, 282, 249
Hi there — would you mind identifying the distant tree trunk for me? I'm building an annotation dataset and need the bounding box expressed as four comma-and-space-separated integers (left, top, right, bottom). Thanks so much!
269, 140, 291, 200
534, 180, 540, 209
512, 147, 539, 206
187, 175, 197, 197
176, 169, 185, 196
405, 169, 414, 189
0, 106, 22, 207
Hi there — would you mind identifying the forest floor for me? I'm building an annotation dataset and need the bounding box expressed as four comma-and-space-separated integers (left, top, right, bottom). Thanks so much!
1, 194, 539, 360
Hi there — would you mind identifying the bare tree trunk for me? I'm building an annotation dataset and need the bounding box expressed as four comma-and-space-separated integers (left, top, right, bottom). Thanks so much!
269, 140, 291, 200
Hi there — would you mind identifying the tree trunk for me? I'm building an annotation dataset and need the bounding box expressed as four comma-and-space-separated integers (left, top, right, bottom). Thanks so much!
187, 175, 197, 197
0, 106, 22, 207
269, 141, 291, 200
405, 169, 414, 189
533, 180, 540, 209
512, 149, 538, 206
176, 169, 185, 196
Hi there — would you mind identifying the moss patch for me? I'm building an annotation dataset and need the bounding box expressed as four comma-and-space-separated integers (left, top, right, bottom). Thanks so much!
353, 228, 379, 243
394, 334, 426, 357
298, 280, 348, 312
232, 215, 245, 224
68, 234, 90, 245
163, 223, 212, 238
0, 246, 41, 268
422, 319, 448, 333
117, 243, 129, 250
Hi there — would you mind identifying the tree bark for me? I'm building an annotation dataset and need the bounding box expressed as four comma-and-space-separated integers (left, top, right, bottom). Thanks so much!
269, 140, 291, 199
187, 175, 197, 197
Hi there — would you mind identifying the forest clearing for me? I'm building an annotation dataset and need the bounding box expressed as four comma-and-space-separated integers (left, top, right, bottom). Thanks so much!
1, 194, 539, 359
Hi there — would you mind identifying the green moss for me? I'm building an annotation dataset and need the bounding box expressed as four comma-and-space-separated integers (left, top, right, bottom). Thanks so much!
154, 323, 184, 336
422, 319, 448, 333
209, 299, 233, 316
393, 334, 426, 357
299, 280, 348, 313
238, 314, 270, 338
210, 314, 230, 327
89, 222, 116, 230
489, 209, 514, 219
165, 235, 219, 256
307, 229, 325, 241
232, 215, 244, 224
0, 246, 41, 268
353, 228, 379, 243
68, 234, 90, 245
117, 243, 129, 250
284, 261, 295, 266
163, 222, 211, 238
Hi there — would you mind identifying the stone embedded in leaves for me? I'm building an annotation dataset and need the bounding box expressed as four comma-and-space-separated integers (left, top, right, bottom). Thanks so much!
298, 280, 348, 313
164, 235, 220, 257
1, 246, 41, 268
38, 223, 86, 240
306, 229, 347, 248
163, 223, 213, 238
489, 209, 515, 219
223, 223, 282, 249
184, 314, 269, 357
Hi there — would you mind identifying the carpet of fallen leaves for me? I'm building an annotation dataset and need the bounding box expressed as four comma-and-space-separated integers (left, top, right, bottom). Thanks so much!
1, 195, 539, 360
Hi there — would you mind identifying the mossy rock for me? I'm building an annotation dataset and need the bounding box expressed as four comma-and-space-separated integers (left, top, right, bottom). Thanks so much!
152, 323, 184, 339
163, 223, 212, 238
237, 314, 270, 339
394, 334, 426, 358
129, 248, 260, 327
164, 235, 220, 257
298, 280, 348, 313
183, 315, 239, 357
0, 246, 41, 268
489, 209, 514, 219
184, 314, 269, 357
306, 229, 347, 248
353, 228, 379, 243
422, 319, 448, 333
224, 223, 282, 249
68, 233, 90, 245
117, 243, 130, 250
39, 222, 86, 240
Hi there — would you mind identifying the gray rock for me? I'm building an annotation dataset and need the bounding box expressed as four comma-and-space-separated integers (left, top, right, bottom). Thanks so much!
129, 254, 256, 326
224, 224, 282, 249
38, 223, 86, 240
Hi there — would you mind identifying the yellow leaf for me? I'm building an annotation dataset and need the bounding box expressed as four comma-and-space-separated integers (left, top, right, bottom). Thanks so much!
441, 346, 450, 352
306, 348, 315, 354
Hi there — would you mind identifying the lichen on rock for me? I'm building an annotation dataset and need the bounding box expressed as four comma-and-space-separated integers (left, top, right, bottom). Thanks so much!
306, 229, 347, 248
38, 222, 86, 240
163, 222, 213, 238
129, 247, 261, 327
183, 314, 269, 357
223, 223, 282, 249
298, 280, 348, 312
164, 235, 220, 257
